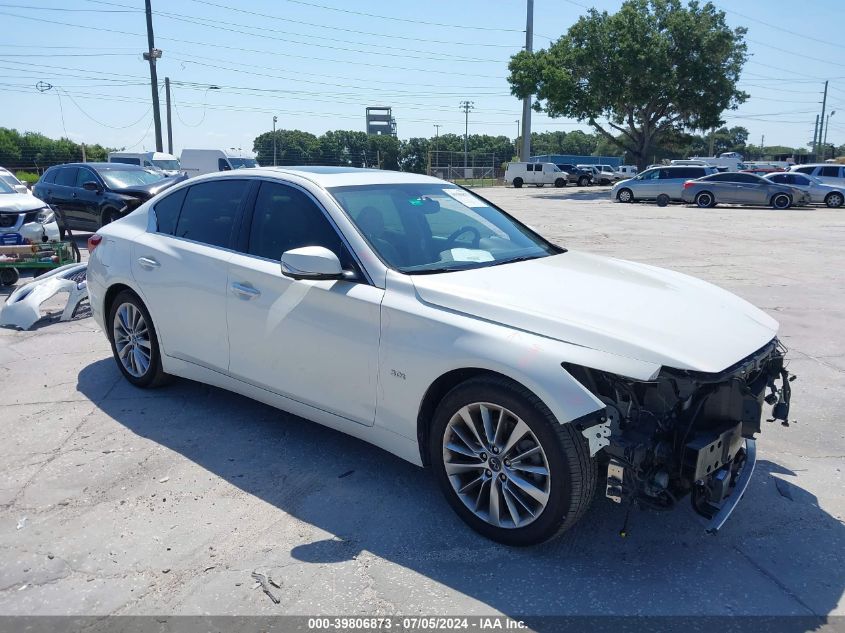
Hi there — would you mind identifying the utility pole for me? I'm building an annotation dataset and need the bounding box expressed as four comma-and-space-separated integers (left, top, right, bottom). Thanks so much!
460, 100, 474, 172
816, 80, 828, 158
760, 134, 765, 160
520, 0, 534, 162
434, 124, 441, 154
165, 77, 173, 154
515, 119, 520, 159
812, 114, 820, 156
143, 0, 163, 152
81, 143, 86, 163
272, 115, 278, 166
708, 127, 715, 156
823, 111, 836, 160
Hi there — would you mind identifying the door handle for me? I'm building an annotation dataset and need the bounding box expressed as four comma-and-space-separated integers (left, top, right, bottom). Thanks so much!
137, 256, 160, 270
231, 282, 261, 299
71, 193, 77, 198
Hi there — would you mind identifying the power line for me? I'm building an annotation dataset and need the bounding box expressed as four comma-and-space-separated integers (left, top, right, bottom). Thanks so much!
718, 5, 845, 51
179, 0, 520, 48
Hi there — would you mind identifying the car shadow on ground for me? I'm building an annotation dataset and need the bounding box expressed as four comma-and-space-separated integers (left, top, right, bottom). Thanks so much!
533, 188, 614, 202
78, 360, 845, 626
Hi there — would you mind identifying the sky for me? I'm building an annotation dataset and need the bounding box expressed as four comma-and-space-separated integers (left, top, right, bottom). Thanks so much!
1, 0, 844, 157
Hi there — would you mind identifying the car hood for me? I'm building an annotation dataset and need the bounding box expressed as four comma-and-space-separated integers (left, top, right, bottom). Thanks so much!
110, 174, 187, 198
0, 193, 46, 213
411, 251, 778, 374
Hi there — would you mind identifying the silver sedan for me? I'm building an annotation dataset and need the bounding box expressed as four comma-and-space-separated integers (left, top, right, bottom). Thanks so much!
763, 172, 844, 208
680, 172, 811, 209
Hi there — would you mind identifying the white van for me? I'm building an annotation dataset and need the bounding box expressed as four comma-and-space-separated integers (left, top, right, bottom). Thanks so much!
617, 165, 638, 177
504, 162, 567, 188
108, 151, 181, 176
179, 149, 259, 177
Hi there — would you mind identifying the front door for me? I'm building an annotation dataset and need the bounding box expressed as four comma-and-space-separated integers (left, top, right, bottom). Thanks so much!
130, 179, 251, 371
226, 180, 382, 426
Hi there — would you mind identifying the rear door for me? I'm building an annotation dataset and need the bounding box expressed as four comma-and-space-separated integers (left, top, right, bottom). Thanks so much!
50, 167, 80, 228
131, 179, 251, 371
816, 165, 843, 185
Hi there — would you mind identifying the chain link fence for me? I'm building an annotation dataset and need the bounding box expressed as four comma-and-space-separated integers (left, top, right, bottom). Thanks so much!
427, 151, 503, 187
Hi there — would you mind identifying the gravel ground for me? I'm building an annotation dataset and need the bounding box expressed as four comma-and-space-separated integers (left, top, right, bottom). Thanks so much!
0, 187, 843, 621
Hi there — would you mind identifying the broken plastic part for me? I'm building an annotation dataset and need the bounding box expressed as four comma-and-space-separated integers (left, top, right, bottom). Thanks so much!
0, 262, 88, 330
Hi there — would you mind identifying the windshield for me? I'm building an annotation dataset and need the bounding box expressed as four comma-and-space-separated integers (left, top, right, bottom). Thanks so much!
152, 159, 180, 171
101, 169, 166, 189
229, 158, 257, 169
0, 178, 15, 194
329, 183, 562, 274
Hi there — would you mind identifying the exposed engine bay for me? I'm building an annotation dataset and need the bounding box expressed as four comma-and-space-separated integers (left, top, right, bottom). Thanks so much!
566, 339, 794, 532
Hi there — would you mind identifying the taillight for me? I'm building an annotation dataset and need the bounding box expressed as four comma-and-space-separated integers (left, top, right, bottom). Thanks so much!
683, 181, 695, 189
88, 234, 103, 253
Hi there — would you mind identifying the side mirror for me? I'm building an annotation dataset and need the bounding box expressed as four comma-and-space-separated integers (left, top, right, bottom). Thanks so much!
281, 246, 344, 281
82, 181, 101, 192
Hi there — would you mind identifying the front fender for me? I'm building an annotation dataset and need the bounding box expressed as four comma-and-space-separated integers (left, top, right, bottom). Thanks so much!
377, 271, 661, 444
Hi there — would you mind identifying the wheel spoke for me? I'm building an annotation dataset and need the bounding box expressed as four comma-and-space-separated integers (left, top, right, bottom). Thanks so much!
508, 471, 549, 505
488, 477, 501, 526
505, 481, 537, 517
451, 424, 482, 454
456, 406, 486, 450
458, 473, 486, 494
118, 343, 132, 359
492, 408, 505, 447
509, 462, 549, 476
509, 444, 541, 464
501, 419, 530, 458
502, 484, 522, 526
480, 404, 495, 446
444, 460, 485, 476
445, 440, 477, 458
135, 337, 152, 350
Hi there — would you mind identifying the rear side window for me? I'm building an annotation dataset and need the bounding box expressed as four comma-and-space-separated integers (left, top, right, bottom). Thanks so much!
174, 180, 249, 248
55, 167, 78, 186
769, 174, 788, 184
795, 166, 814, 175
153, 188, 188, 235
820, 166, 841, 177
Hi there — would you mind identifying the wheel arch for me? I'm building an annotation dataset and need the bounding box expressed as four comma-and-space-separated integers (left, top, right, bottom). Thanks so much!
416, 368, 538, 467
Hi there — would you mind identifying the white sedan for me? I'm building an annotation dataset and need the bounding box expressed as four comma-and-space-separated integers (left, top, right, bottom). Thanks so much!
86, 167, 793, 544
763, 171, 845, 208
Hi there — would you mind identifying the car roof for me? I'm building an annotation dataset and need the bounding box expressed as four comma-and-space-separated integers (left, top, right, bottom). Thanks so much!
192, 166, 446, 188
49, 162, 150, 171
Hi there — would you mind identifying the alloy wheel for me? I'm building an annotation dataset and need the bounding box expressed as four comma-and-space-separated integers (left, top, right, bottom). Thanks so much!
827, 193, 843, 208
442, 402, 551, 529
113, 302, 152, 378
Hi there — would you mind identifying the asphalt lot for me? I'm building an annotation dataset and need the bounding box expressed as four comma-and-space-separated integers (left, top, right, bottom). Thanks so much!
1, 185, 843, 621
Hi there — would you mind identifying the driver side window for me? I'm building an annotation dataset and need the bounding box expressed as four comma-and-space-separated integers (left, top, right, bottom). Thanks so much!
247, 181, 354, 269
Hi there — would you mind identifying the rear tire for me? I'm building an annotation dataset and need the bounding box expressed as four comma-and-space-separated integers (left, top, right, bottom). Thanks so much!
771, 193, 791, 210
824, 192, 844, 208
107, 290, 169, 388
554, 178, 566, 188
656, 193, 670, 207
577, 176, 590, 187
513, 178, 523, 189
430, 376, 596, 545
695, 191, 715, 208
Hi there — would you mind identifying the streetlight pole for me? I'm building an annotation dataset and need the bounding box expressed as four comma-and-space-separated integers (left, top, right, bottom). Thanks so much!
272, 115, 278, 166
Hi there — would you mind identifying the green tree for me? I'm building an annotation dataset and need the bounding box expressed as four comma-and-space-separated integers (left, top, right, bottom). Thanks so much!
253, 129, 320, 166
508, 0, 748, 169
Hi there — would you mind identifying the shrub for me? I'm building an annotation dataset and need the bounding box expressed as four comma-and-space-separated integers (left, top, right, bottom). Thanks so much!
14, 171, 39, 185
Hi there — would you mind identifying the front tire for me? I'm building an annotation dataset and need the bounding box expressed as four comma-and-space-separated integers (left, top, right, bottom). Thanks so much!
107, 290, 169, 388
771, 193, 791, 210
430, 376, 596, 545
554, 178, 566, 188
577, 176, 590, 187
513, 177, 523, 189
824, 192, 844, 208
616, 188, 633, 203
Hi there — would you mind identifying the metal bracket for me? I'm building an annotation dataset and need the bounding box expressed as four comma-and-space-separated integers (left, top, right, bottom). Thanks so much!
581, 420, 611, 457
606, 459, 624, 503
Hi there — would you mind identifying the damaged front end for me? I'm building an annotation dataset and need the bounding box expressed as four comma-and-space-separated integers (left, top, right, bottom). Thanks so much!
566, 339, 794, 533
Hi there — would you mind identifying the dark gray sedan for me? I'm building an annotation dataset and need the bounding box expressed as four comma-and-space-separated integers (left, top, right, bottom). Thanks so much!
680, 172, 811, 209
